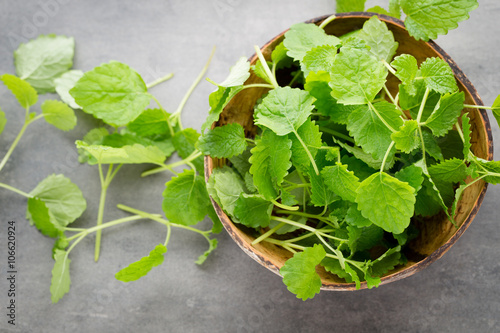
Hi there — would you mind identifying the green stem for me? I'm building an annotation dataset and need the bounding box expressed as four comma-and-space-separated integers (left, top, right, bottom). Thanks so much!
275, 209, 329, 223
416, 87, 430, 123
380, 141, 396, 173
253, 45, 279, 89
381, 59, 396, 75
293, 129, 319, 175
0, 120, 30, 173
319, 127, 355, 143
141, 150, 202, 177
171, 46, 216, 130
271, 199, 299, 211
0, 182, 32, 198
251, 222, 285, 245
464, 104, 492, 110
270, 215, 316, 233
319, 14, 336, 29
146, 73, 174, 90
242, 83, 275, 90
150, 95, 175, 137
66, 215, 148, 242
383, 84, 405, 117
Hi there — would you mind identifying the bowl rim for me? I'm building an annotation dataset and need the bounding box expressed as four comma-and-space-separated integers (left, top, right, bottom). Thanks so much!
204, 12, 494, 290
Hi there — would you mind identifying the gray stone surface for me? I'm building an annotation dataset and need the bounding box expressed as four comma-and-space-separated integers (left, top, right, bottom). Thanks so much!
1, 0, 500, 332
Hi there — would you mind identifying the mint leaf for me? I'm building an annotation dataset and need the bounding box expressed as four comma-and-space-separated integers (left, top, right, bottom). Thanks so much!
401, 0, 478, 41
304, 71, 358, 124
336, 141, 393, 170
249, 129, 292, 200
280, 244, 326, 301
347, 102, 402, 160
309, 150, 337, 207
195, 239, 218, 265
1, 74, 38, 109
322, 163, 360, 203
419, 57, 458, 94
428, 158, 468, 183
347, 224, 384, 253
389, 0, 402, 18
395, 165, 424, 193
329, 47, 387, 104
51, 249, 71, 303
271, 41, 288, 65
289, 119, 322, 173
284, 23, 340, 63
172, 128, 204, 172
391, 120, 420, 153
207, 166, 247, 219
41, 100, 77, 131
345, 204, 372, 227
54, 70, 84, 109
399, 79, 440, 121
358, 16, 399, 62
29, 174, 87, 227
336, 0, 366, 12
0, 109, 6, 135
115, 244, 167, 282
127, 108, 171, 137
218, 57, 250, 87
356, 172, 416, 234
197, 123, 247, 158
462, 113, 471, 160
424, 92, 464, 136
14, 34, 75, 93
391, 54, 418, 94
491, 94, 500, 129
27, 198, 63, 238
422, 128, 444, 161
76, 141, 166, 166
162, 170, 211, 226
252, 60, 272, 85
70, 61, 151, 126
234, 194, 273, 228
254, 87, 315, 136
301, 45, 337, 78
369, 246, 402, 277
201, 86, 243, 133
367, 6, 392, 16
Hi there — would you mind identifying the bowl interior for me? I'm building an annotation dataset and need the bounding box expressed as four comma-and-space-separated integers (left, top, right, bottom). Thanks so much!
204, 13, 493, 290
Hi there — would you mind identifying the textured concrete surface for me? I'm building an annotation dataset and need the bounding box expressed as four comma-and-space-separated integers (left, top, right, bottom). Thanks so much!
1, 1, 500, 332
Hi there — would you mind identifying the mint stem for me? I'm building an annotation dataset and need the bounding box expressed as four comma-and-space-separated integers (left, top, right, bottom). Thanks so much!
251, 222, 286, 245
319, 127, 355, 143
66, 215, 149, 242
141, 150, 202, 177
0, 182, 32, 198
0, 119, 30, 173
146, 73, 174, 90
271, 199, 299, 211
319, 14, 336, 30
293, 129, 319, 175
253, 45, 279, 89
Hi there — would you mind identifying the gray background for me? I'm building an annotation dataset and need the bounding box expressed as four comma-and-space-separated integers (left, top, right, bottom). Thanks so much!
1, 0, 500, 332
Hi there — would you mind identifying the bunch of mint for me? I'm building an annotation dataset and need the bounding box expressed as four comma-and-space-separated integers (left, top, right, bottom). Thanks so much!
198, 6, 500, 300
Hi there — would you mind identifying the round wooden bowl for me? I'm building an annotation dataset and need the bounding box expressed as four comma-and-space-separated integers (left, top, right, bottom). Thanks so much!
204, 12, 493, 290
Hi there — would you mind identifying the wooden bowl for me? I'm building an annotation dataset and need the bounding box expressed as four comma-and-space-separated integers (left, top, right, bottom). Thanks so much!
204, 12, 493, 290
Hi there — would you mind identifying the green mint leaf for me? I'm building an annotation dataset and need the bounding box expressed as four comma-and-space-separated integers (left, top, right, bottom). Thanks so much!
280, 244, 326, 301
195, 239, 218, 265
0, 109, 6, 135
356, 172, 416, 234
347, 102, 402, 160
52, 233, 69, 258
284, 23, 340, 63
341, 154, 378, 181
228, 148, 252, 177
271, 41, 288, 65
424, 92, 464, 137
345, 204, 372, 227
70, 61, 150, 126
367, 6, 392, 16
234, 193, 273, 228
77, 128, 109, 163
173, 128, 204, 173
422, 129, 445, 161
414, 174, 448, 216
0, 74, 38, 109
41, 100, 77, 131
208, 205, 224, 234
401, 0, 478, 41
389, 0, 402, 18
27, 198, 63, 238
451, 182, 469, 217
251, 60, 273, 85
54, 70, 84, 109
309, 150, 337, 207
336, 0, 366, 12
207, 166, 247, 220
201, 86, 244, 134
369, 246, 402, 277
254, 86, 315, 136
468, 159, 500, 184
51, 249, 71, 303
197, 123, 247, 158
301, 45, 337, 78
438, 130, 464, 160
218, 57, 250, 87
428, 158, 468, 183
491, 94, 500, 128
391, 120, 420, 153
76, 141, 166, 165
115, 244, 167, 282
347, 224, 384, 253
336, 141, 393, 170
127, 108, 172, 137
344, 262, 362, 289
29, 174, 87, 227
322, 257, 353, 282
419, 57, 458, 94
249, 129, 292, 200
14, 34, 74, 93
399, 80, 440, 121
395, 165, 424, 193
162, 170, 211, 226
462, 113, 472, 160
289, 119, 322, 173
304, 71, 358, 124
322, 163, 360, 203
358, 16, 399, 62
391, 54, 418, 93
329, 47, 387, 104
